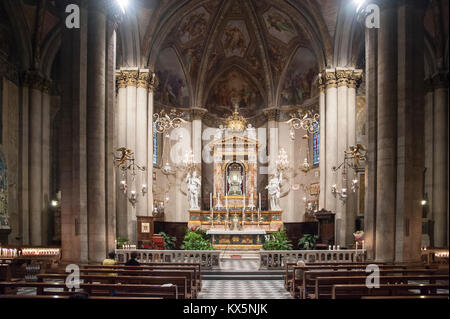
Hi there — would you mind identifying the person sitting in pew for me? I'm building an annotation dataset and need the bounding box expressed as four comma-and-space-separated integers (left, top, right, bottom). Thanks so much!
125, 252, 140, 266
103, 252, 116, 266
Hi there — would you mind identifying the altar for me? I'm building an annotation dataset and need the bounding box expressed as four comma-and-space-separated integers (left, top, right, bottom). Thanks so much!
187, 104, 283, 250
207, 229, 266, 250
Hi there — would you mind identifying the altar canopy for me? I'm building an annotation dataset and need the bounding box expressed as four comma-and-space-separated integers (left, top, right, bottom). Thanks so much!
188, 105, 283, 248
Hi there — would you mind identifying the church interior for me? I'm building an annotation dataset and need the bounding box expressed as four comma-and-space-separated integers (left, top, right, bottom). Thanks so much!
0, 0, 449, 301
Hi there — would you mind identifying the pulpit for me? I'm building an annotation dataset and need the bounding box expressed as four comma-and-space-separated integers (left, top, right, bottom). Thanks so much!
314, 209, 335, 246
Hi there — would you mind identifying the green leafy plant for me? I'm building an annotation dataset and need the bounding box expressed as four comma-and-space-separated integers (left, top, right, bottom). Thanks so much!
298, 234, 318, 250
158, 232, 177, 250
116, 237, 129, 249
263, 230, 293, 250
181, 230, 214, 250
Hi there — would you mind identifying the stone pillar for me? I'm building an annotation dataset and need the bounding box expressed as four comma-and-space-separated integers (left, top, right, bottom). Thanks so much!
105, 19, 117, 253
395, 0, 425, 263
432, 72, 449, 248
364, 26, 378, 260
86, 3, 107, 262
324, 70, 338, 227
264, 108, 280, 178
125, 68, 138, 242
375, 1, 398, 262
20, 81, 30, 245
423, 80, 434, 247
335, 68, 349, 246
319, 76, 326, 209
191, 108, 207, 208
27, 73, 43, 246
147, 75, 157, 216
115, 71, 127, 237
41, 82, 51, 245
136, 70, 149, 217
60, 0, 88, 263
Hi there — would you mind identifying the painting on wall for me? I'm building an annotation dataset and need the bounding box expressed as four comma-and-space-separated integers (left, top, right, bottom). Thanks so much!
221, 21, 250, 58
206, 69, 263, 115
155, 47, 190, 108
280, 47, 318, 106
263, 7, 297, 44
178, 6, 210, 44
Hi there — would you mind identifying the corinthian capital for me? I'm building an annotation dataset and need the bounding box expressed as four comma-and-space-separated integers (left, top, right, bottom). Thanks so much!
263, 108, 280, 122
191, 108, 208, 121
148, 71, 159, 92
137, 71, 150, 89
324, 70, 337, 88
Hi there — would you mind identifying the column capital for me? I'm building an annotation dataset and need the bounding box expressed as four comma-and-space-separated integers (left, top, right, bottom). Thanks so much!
323, 69, 337, 89
22, 71, 49, 91
116, 71, 127, 89
349, 70, 363, 89
137, 71, 150, 89
190, 108, 208, 121
336, 68, 351, 87
263, 108, 280, 121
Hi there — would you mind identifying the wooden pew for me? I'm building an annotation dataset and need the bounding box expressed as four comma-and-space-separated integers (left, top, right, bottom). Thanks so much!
332, 283, 449, 299
0, 281, 179, 299
37, 273, 190, 298
80, 264, 202, 291
0, 295, 163, 300
284, 262, 393, 292
295, 268, 441, 299
314, 274, 449, 299
76, 268, 197, 298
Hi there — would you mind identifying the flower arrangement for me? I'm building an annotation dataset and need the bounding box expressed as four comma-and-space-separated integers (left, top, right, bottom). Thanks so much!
353, 230, 364, 243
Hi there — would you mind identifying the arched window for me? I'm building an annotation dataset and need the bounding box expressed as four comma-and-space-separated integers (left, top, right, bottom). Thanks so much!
312, 123, 320, 166
0, 152, 8, 228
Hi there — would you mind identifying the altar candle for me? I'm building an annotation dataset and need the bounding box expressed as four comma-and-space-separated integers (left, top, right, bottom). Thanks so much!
337, 245, 340, 250
362, 240, 365, 250
259, 193, 262, 210
328, 245, 331, 250
210, 193, 213, 211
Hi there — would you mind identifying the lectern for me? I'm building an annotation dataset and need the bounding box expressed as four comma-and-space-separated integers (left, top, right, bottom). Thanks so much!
137, 216, 154, 249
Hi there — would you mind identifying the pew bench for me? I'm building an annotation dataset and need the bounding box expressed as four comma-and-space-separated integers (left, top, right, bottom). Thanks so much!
0, 281, 179, 299
314, 275, 449, 299
332, 283, 449, 299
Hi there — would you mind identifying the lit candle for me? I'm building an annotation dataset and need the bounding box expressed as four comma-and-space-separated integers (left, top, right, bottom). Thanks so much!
362, 240, 365, 250
210, 193, 213, 211
337, 245, 340, 250
328, 245, 331, 250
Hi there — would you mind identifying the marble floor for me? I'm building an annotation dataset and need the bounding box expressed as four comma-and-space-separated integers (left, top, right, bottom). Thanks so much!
198, 280, 293, 299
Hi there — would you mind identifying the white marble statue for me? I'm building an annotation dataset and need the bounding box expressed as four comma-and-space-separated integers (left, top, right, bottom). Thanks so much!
246, 124, 257, 140
266, 172, 282, 211
186, 171, 201, 210
214, 125, 225, 140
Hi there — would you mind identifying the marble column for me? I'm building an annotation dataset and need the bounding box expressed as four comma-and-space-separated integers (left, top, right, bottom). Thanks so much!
432, 72, 449, 248
324, 70, 338, 227
375, 1, 398, 262
125, 68, 138, 243
318, 76, 326, 209
86, 4, 107, 262
395, 0, 425, 263
191, 108, 207, 208
27, 74, 43, 246
264, 108, 280, 179
115, 71, 128, 237
335, 68, 349, 246
147, 75, 157, 216
364, 26, 378, 261
136, 71, 149, 217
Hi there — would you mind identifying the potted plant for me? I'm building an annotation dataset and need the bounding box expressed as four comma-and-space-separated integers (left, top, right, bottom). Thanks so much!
181, 230, 214, 250
353, 230, 364, 243
158, 232, 177, 250
116, 237, 129, 249
298, 234, 318, 250
262, 230, 293, 250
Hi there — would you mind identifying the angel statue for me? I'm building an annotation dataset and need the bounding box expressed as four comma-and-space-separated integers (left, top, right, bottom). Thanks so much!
266, 172, 282, 211
345, 144, 367, 169
186, 171, 201, 210
115, 147, 134, 168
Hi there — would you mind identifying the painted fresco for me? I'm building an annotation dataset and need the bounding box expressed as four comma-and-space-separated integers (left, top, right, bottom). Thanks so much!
280, 47, 318, 106
178, 6, 210, 44
263, 7, 297, 44
221, 21, 250, 58
155, 47, 190, 108
206, 69, 263, 114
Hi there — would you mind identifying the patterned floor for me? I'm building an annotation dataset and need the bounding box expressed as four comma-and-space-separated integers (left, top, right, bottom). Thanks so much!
198, 280, 293, 299
219, 259, 260, 271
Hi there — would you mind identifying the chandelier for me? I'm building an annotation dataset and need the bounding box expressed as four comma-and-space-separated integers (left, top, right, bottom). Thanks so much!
153, 109, 187, 134
114, 148, 147, 208
331, 145, 367, 201
286, 109, 320, 140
